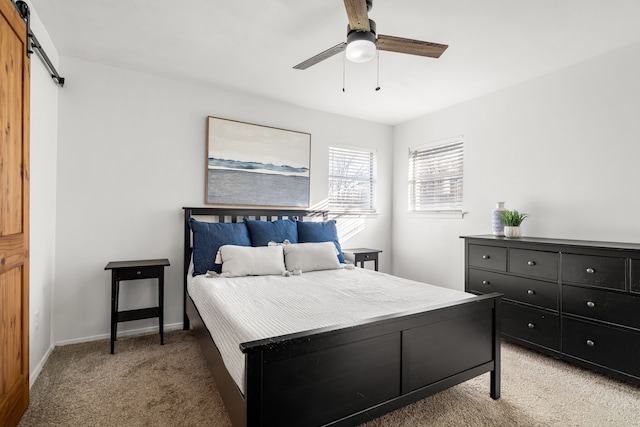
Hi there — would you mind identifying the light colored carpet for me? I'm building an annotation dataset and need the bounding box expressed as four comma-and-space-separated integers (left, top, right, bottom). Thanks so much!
19, 330, 640, 427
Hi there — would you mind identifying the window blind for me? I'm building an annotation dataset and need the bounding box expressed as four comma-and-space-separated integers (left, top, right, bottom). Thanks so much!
329, 147, 376, 213
409, 140, 463, 211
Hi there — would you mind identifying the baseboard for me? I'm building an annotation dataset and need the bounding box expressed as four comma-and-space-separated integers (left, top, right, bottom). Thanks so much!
30, 343, 55, 388
53, 322, 184, 347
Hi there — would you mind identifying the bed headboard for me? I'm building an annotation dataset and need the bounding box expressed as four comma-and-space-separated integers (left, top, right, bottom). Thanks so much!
181, 207, 328, 328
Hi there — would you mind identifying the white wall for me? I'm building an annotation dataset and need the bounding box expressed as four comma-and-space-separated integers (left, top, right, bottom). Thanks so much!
391, 42, 640, 290
53, 56, 393, 344
27, 0, 59, 384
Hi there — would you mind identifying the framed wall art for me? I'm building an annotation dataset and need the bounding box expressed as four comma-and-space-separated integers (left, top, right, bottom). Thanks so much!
206, 117, 311, 207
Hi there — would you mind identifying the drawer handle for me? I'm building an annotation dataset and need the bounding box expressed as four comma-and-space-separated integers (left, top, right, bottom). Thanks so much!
527, 323, 535, 329
586, 339, 595, 347
482, 280, 490, 285
586, 301, 595, 308
136, 270, 142, 275
527, 261, 536, 266
527, 289, 535, 295
586, 267, 595, 274
482, 255, 490, 259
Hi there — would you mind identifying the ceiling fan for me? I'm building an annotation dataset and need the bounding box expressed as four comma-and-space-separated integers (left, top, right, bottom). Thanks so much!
293, 0, 448, 70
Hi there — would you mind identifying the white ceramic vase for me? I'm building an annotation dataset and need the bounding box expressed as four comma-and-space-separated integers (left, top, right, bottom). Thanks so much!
504, 226, 522, 238
492, 202, 506, 236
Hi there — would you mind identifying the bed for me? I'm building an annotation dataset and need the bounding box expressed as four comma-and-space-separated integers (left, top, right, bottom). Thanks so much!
182, 207, 502, 427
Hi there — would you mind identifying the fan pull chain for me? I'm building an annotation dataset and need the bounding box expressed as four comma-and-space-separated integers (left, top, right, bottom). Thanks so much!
375, 51, 381, 91
342, 53, 346, 92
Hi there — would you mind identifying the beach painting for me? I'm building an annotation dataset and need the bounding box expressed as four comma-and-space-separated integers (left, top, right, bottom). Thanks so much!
206, 117, 311, 207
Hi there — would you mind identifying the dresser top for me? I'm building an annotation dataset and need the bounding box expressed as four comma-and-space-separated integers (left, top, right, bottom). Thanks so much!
461, 234, 640, 252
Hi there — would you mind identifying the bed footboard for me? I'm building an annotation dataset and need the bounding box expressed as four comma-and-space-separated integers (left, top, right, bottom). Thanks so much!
240, 293, 501, 426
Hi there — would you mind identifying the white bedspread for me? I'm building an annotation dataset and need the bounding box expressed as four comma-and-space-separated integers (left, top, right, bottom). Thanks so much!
187, 267, 473, 394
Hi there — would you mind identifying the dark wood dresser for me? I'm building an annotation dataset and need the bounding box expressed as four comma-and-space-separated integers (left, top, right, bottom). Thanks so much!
462, 235, 640, 385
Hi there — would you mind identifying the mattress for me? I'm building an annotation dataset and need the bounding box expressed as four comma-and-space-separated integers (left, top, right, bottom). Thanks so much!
187, 266, 474, 394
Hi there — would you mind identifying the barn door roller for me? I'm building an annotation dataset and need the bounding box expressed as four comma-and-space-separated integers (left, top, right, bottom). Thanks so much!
13, 0, 65, 87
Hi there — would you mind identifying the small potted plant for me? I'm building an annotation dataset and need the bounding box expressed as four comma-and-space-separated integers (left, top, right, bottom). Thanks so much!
500, 209, 528, 238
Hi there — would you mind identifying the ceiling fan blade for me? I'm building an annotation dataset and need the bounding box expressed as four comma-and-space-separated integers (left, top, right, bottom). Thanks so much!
343, 0, 370, 31
293, 42, 347, 70
377, 35, 448, 58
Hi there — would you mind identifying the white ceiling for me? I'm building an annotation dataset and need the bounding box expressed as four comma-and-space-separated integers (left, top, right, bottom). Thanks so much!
30, 0, 640, 125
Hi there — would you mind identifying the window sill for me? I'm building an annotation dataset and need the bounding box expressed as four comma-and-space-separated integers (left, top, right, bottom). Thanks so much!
328, 211, 379, 219
408, 210, 466, 219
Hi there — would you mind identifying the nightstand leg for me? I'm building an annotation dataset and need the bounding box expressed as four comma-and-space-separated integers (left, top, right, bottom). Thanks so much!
114, 280, 119, 341
110, 274, 117, 354
159, 267, 164, 345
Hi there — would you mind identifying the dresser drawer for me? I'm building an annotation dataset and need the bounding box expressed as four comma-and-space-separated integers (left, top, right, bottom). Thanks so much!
468, 245, 507, 272
561, 254, 625, 290
468, 269, 557, 310
508, 249, 558, 281
562, 317, 640, 378
115, 266, 161, 281
502, 302, 559, 350
562, 285, 640, 330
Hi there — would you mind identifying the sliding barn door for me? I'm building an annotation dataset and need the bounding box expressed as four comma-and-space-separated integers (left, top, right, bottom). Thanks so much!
0, 0, 30, 425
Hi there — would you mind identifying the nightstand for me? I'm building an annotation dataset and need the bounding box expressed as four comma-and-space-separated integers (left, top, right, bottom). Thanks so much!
343, 248, 382, 271
105, 258, 170, 354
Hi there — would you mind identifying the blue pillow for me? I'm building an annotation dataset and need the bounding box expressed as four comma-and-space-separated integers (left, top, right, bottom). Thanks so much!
244, 218, 298, 247
297, 220, 345, 263
189, 218, 251, 275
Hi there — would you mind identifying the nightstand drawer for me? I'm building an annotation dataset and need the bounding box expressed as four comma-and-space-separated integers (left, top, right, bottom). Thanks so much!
468, 269, 558, 310
562, 285, 640, 330
563, 317, 640, 378
562, 254, 625, 290
468, 245, 507, 272
115, 266, 160, 281
502, 302, 559, 350
508, 249, 558, 281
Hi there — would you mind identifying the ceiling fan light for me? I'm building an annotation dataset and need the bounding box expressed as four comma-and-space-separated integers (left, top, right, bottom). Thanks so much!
345, 29, 377, 63
346, 39, 377, 63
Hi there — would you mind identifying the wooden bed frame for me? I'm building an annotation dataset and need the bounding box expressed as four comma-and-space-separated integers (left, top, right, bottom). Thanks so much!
183, 207, 502, 427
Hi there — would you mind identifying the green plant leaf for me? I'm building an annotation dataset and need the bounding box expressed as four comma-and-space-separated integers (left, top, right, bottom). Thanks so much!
499, 209, 528, 226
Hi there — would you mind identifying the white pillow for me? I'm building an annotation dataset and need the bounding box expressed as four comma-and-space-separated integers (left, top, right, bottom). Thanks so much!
283, 242, 341, 272
218, 245, 286, 277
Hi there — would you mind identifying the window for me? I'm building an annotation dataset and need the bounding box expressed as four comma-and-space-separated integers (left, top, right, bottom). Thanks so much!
328, 146, 376, 213
408, 137, 463, 212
